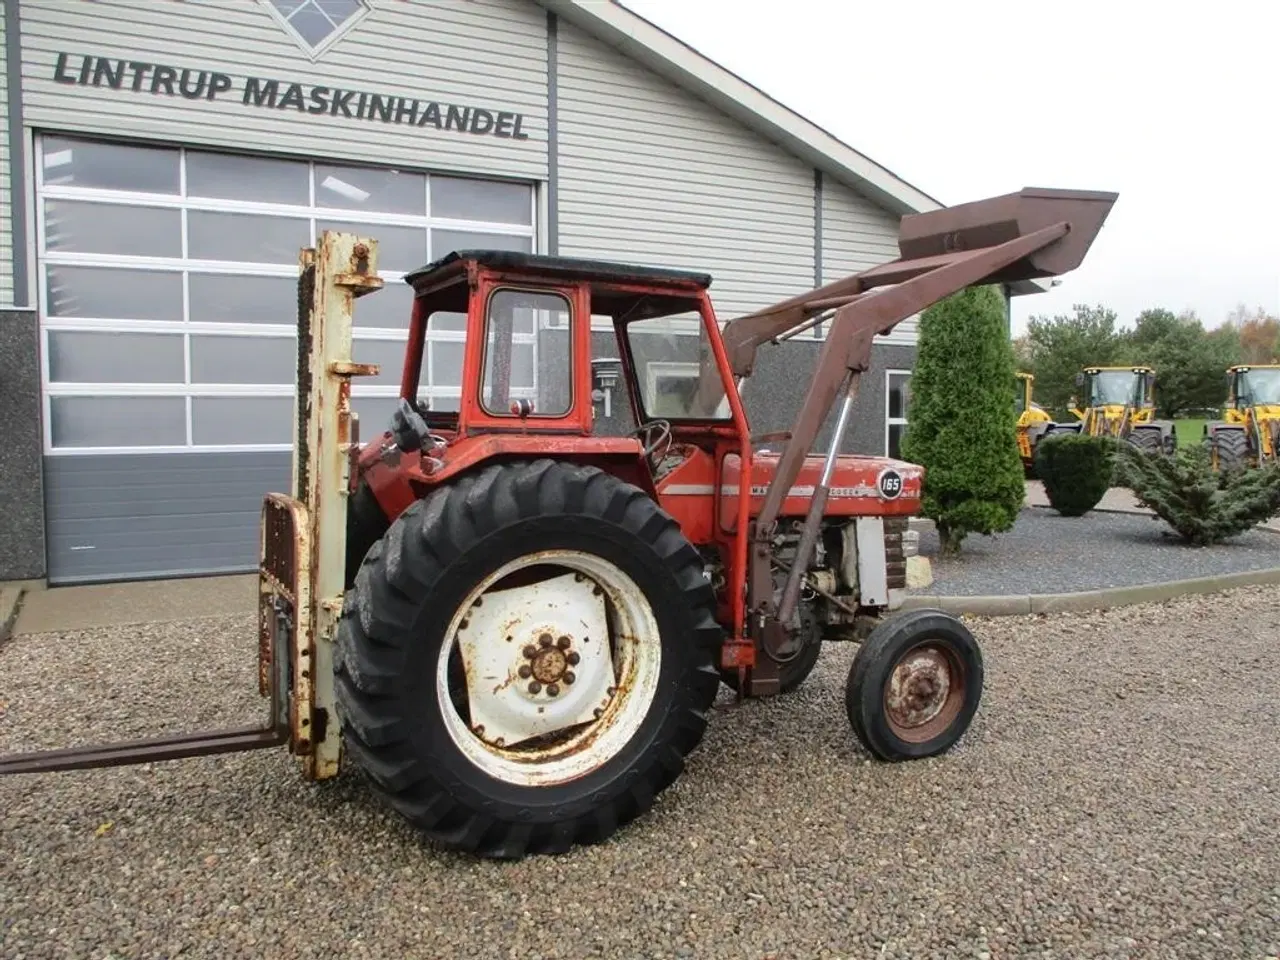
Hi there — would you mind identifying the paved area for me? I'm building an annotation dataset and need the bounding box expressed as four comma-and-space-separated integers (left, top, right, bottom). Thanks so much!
2, 586, 1279, 958
9, 574, 254, 636
919, 507, 1280, 597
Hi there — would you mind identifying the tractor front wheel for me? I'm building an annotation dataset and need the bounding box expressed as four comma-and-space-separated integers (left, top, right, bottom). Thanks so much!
1213, 427, 1250, 471
334, 459, 722, 859
845, 609, 983, 761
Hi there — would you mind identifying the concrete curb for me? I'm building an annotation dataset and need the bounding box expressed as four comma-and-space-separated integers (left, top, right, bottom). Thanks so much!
901, 566, 1280, 617
0, 585, 27, 650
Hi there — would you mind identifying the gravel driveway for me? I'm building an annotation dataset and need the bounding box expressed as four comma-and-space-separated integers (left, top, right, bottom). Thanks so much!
920, 508, 1280, 596
3, 587, 1280, 959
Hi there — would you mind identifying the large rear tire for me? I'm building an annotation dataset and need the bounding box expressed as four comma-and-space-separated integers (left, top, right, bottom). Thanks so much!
334, 459, 722, 859
1126, 428, 1163, 456
1213, 427, 1250, 471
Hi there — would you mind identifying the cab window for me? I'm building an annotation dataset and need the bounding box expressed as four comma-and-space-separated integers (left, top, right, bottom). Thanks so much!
481, 289, 570, 417
624, 313, 732, 421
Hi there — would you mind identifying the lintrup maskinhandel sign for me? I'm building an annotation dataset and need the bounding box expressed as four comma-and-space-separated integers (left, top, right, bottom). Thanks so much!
52, 53, 531, 140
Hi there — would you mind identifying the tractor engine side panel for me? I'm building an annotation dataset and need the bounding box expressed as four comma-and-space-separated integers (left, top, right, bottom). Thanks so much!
716, 452, 922, 532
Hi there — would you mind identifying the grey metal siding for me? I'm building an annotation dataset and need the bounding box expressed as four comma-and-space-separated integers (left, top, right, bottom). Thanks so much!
18, 0, 549, 181
821, 177, 919, 344
0, 1, 11, 308
44, 452, 290, 584
554, 20, 814, 320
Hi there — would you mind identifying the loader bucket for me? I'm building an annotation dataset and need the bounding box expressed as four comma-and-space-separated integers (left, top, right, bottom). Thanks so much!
897, 187, 1118, 282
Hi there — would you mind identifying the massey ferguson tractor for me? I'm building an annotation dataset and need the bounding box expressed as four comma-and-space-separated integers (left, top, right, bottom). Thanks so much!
0, 186, 1118, 859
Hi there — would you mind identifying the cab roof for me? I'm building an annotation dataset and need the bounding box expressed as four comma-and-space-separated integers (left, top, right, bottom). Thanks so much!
405, 249, 712, 292
403, 250, 714, 321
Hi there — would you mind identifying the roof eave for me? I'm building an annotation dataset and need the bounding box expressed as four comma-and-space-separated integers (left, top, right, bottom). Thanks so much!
536, 0, 943, 216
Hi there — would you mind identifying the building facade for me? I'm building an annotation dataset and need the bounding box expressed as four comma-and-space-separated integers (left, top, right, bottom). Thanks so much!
0, 0, 992, 584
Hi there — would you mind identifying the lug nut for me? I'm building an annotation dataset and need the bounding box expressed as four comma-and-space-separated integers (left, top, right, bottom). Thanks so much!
528, 681, 542, 694
563, 672, 575, 685
556, 636, 571, 650
539, 634, 553, 648
518, 664, 532, 679
546, 683, 560, 697
523, 644, 537, 659
567, 652, 581, 666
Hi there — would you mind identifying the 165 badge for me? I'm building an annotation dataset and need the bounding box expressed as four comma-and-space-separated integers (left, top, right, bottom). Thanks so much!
876, 468, 904, 500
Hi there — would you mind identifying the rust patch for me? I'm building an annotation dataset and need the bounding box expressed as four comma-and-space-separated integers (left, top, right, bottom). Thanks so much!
883, 643, 966, 744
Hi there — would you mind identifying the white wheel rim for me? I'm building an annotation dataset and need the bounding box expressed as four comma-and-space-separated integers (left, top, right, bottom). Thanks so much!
435, 549, 663, 787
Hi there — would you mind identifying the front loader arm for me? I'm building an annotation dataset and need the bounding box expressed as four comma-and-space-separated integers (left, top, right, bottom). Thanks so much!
736, 187, 1119, 644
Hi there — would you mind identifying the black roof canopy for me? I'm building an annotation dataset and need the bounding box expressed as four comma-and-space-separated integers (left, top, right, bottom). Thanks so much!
404, 249, 714, 293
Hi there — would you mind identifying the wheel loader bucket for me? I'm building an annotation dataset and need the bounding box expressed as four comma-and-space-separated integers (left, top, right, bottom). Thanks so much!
897, 187, 1118, 282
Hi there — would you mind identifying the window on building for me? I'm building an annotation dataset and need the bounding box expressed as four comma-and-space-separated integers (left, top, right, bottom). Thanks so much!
264, 0, 370, 55
37, 134, 536, 455
886, 370, 911, 459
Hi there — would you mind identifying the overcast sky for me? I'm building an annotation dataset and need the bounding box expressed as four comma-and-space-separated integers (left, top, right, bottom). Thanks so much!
620, 0, 1280, 337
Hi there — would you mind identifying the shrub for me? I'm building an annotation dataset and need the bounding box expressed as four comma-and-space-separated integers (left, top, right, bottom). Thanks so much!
1114, 442, 1280, 545
900, 285, 1026, 555
1034, 433, 1117, 516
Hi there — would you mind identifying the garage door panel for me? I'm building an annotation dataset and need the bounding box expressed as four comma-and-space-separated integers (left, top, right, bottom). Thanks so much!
38, 133, 536, 582
44, 452, 290, 583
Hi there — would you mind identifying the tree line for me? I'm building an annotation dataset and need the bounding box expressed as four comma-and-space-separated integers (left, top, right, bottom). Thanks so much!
1013, 303, 1280, 419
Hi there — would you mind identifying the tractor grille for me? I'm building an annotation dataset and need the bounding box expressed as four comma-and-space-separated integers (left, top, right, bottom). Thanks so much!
884, 517, 908, 591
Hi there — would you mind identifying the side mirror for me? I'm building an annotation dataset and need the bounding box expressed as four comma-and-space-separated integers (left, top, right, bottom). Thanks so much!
1074, 372, 1085, 388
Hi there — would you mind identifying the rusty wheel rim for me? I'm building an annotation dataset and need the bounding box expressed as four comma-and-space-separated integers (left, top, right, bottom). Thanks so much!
882, 641, 966, 744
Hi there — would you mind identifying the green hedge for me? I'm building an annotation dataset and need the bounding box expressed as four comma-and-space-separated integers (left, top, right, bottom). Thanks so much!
1034, 433, 1116, 517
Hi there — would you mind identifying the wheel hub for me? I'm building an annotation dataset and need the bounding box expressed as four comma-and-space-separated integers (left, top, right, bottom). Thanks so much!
525, 634, 577, 689
452, 571, 617, 750
886, 648, 953, 730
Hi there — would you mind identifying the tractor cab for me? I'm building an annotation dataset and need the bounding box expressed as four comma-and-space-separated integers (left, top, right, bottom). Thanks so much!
1074, 366, 1154, 411
1228, 364, 1280, 409
351, 250, 749, 513
385, 249, 736, 440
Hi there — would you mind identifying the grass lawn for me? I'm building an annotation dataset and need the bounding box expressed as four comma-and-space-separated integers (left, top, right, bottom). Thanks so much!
1174, 417, 1208, 448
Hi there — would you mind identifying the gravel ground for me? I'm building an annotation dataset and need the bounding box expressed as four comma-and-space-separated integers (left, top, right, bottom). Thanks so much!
920, 507, 1280, 596
3, 588, 1280, 959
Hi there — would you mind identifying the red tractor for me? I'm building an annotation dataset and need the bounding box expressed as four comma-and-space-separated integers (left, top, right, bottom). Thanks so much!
1, 187, 1118, 860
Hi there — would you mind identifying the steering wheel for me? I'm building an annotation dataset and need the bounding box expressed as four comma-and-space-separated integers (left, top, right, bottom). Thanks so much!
631, 419, 673, 469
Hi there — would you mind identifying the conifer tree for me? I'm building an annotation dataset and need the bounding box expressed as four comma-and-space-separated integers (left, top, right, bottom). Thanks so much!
1115, 444, 1280, 545
900, 285, 1026, 555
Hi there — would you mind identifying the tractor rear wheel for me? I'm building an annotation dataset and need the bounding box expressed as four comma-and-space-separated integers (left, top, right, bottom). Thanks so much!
845, 609, 983, 761
334, 459, 722, 859
1213, 428, 1250, 471
344, 480, 389, 590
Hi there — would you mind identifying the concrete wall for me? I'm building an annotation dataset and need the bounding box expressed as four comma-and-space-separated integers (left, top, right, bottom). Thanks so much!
0, 308, 45, 579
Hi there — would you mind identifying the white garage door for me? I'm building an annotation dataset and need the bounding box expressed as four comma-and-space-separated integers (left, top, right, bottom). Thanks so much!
37, 133, 536, 583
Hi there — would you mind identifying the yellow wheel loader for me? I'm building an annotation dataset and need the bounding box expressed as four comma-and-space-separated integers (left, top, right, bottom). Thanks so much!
1014, 371, 1054, 473
1046, 365, 1177, 455
1205, 364, 1280, 469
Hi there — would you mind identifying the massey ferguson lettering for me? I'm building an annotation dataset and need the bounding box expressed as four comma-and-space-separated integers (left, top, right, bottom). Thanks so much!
52, 53, 530, 140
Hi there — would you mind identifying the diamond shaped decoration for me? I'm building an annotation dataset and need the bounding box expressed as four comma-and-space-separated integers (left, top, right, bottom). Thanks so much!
262, 0, 371, 59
